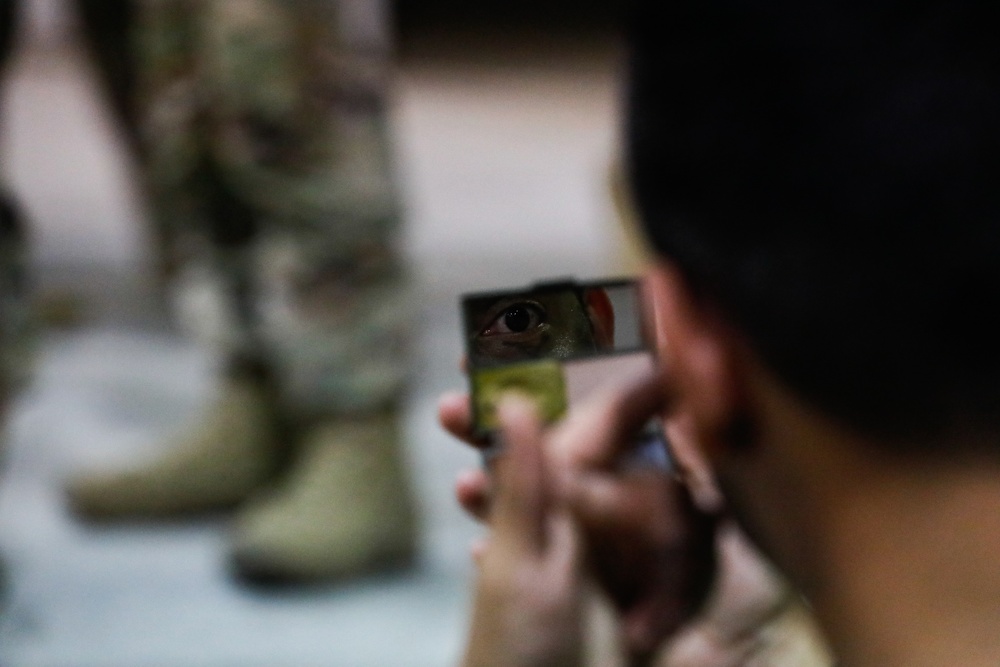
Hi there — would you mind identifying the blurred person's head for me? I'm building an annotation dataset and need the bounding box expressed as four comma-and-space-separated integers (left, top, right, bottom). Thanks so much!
628, 0, 1000, 662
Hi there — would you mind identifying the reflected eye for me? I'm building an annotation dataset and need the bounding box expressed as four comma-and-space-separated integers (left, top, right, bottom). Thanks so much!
481, 303, 546, 336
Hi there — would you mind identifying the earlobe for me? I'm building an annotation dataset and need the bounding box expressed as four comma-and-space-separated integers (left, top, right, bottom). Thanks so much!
643, 261, 748, 462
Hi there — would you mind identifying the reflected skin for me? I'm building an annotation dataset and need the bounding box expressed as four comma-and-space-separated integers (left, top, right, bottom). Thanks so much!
466, 288, 615, 366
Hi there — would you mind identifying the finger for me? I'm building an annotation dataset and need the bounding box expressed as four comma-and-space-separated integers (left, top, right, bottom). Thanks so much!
455, 467, 492, 521
492, 396, 549, 553
620, 499, 718, 655
619, 536, 716, 658
437, 390, 488, 448
550, 369, 673, 472
566, 470, 718, 652
546, 509, 583, 579
565, 471, 678, 543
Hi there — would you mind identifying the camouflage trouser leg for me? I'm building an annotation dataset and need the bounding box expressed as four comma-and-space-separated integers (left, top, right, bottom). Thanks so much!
1, 2, 33, 426
74, 0, 140, 143
0, 196, 31, 430
71, 0, 184, 291
1, 0, 17, 68
135, 0, 409, 422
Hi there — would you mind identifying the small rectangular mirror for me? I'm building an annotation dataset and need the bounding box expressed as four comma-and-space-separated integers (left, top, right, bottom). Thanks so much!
461, 278, 670, 469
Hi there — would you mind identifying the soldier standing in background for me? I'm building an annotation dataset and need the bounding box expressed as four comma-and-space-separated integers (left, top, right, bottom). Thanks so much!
1, 0, 418, 584
1, 0, 35, 457
1, 0, 30, 607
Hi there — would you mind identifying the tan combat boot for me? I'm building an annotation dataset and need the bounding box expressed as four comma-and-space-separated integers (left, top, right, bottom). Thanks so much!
228, 413, 419, 584
66, 374, 281, 519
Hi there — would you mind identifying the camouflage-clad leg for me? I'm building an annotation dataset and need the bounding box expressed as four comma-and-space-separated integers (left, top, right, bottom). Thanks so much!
1, 0, 17, 67
68, 0, 417, 583
230, 0, 410, 413
1, 2, 22, 411
129, 0, 227, 294
0, 194, 33, 439
134, 0, 409, 414
75, 0, 140, 143
2, 1, 36, 443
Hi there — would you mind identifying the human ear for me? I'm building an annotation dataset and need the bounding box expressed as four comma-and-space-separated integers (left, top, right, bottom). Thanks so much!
643, 261, 747, 464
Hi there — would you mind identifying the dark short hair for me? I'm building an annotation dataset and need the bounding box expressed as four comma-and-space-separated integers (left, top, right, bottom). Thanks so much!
628, 0, 1000, 444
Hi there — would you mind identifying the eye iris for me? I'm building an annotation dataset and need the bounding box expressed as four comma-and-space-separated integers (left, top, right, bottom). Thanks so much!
504, 307, 531, 332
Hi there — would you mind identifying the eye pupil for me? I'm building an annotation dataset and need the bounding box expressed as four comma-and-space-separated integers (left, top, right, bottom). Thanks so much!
504, 307, 531, 332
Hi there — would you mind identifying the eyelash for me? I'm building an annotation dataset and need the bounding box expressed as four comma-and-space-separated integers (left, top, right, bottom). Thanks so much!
481, 302, 546, 336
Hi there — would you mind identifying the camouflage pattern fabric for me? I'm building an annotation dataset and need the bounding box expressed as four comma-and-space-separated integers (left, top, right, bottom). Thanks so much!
132, 0, 409, 420
0, 195, 33, 424
1, 0, 17, 67
1, 4, 23, 421
3, 0, 408, 422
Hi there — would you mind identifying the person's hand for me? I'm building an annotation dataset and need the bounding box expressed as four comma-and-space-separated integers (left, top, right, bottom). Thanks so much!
438, 379, 833, 666
539, 371, 832, 667
545, 372, 717, 662
438, 390, 492, 524
461, 397, 585, 667
444, 375, 718, 666
654, 522, 834, 667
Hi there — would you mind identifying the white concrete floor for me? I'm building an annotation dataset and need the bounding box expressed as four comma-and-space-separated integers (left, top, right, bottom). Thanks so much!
0, 9, 625, 667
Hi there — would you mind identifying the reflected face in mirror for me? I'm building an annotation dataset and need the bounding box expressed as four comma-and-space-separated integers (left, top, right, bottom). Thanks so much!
465, 287, 615, 366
